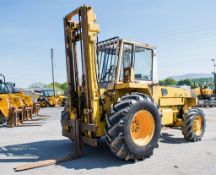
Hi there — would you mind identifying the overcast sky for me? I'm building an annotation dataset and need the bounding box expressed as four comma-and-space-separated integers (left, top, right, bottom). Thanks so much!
0, 0, 216, 87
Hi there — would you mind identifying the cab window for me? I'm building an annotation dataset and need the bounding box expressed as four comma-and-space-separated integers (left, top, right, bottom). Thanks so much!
133, 46, 153, 81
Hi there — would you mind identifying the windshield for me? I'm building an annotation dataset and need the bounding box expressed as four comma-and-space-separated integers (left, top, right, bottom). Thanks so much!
0, 83, 10, 94
43, 90, 54, 97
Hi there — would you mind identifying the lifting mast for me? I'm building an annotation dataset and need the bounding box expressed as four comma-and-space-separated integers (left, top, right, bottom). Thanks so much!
64, 5, 100, 121
14, 5, 101, 171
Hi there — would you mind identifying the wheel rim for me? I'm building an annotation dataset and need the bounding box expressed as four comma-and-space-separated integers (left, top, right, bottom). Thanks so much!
193, 115, 203, 136
41, 101, 46, 107
130, 110, 155, 146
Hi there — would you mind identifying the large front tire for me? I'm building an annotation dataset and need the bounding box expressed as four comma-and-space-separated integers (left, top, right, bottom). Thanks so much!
105, 93, 161, 161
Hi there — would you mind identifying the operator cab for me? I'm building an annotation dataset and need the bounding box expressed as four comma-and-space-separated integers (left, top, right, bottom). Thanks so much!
0, 82, 10, 94
97, 37, 158, 88
42, 89, 55, 97
0, 74, 20, 94
33, 89, 55, 97
6, 82, 21, 94
0, 75, 10, 94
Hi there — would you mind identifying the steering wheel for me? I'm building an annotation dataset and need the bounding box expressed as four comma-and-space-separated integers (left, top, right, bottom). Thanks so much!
101, 65, 114, 81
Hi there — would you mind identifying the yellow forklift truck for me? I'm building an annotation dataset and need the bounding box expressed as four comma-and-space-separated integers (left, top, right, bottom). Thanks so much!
60, 5, 206, 161
0, 74, 24, 127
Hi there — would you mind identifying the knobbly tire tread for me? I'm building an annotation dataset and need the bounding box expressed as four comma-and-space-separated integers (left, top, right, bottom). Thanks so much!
182, 108, 206, 142
105, 92, 161, 161
40, 99, 47, 108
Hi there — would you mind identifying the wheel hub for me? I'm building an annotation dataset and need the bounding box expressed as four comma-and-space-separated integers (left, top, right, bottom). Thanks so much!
193, 115, 203, 136
130, 110, 155, 146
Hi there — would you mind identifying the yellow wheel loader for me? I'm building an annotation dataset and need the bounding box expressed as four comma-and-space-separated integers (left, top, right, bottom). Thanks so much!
36, 89, 66, 107
58, 95, 67, 106
36, 89, 58, 107
60, 5, 206, 161
0, 74, 24, 127
6, 82, 40, 118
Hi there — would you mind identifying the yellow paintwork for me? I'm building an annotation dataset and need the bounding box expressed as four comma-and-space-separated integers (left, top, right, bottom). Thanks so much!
0, 91, 28, 120
57, 95, 65, 104
15, 92, 33, 107
161, 109, 173, 125
191, 88, 201, 96
0, 94, 10, 118
130, 110, 155, 146
153, 86, 192, 102
49, 96, 57, 106
85, 8, 102, 136
0, 93, 24, 119
152, 86, 196, 126
40, 96, 59, 107
9, 94, 25, 109
65, 6, 103, 136
201, 88, 213, 96
191, 87, 213, 99
115, 82, 150, 91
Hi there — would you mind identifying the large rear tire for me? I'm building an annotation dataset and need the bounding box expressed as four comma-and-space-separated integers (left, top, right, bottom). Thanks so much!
182, 108, 206, 142
105, 93, 161, 161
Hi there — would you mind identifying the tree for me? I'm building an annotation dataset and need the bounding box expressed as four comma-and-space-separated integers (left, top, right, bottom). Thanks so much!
159, 80, 165, 86
177, 79, 193, 86
159, 78, 177, 86
60, 82, 68, 91
159, 76, 214, 88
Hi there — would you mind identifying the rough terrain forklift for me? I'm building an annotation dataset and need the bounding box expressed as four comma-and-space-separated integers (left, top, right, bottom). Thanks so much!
60, 5, 206, 161
0, 74, 24, 127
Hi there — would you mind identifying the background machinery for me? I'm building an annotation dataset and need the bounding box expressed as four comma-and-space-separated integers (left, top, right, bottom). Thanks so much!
199, 86, 214, 100
60, 5, 206, 161
6, 82, 40, 118
191, 82, 215, 107
0, 74, 24, 127
36, 89, 66, 107
0, 74, 40, 127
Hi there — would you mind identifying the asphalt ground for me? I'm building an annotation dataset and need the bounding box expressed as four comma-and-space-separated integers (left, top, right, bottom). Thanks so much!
0, 107, 215, 175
